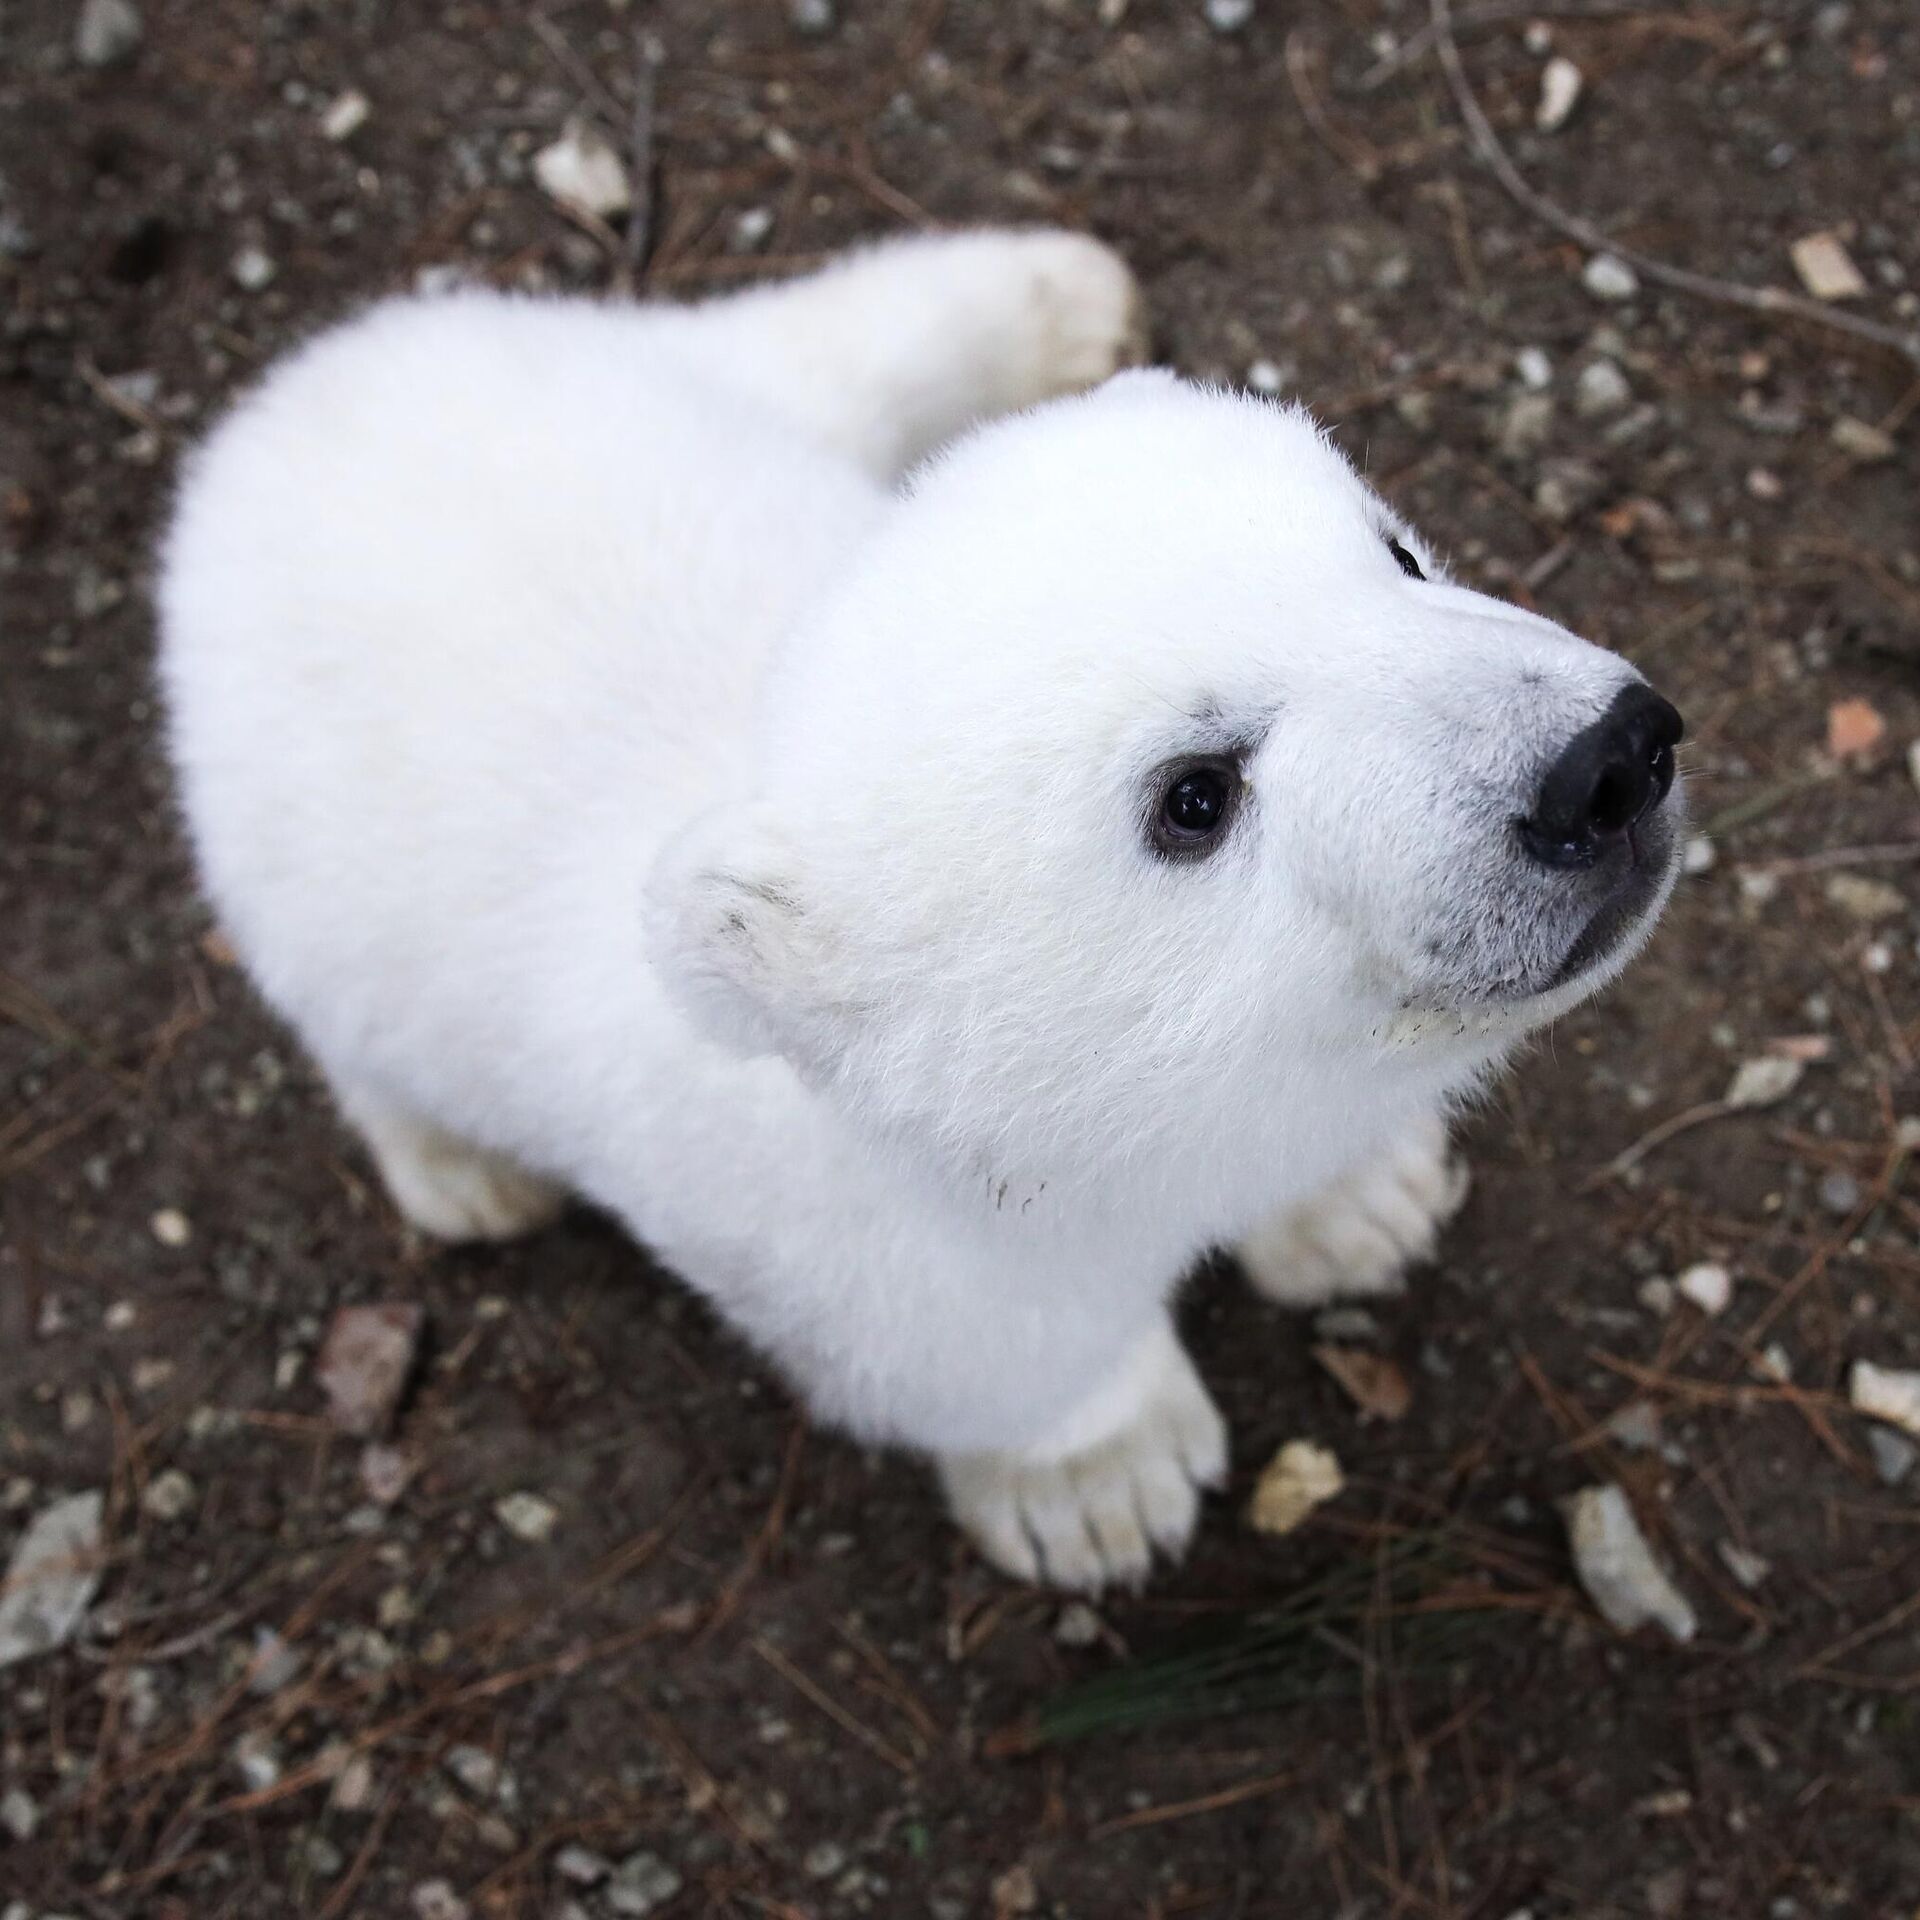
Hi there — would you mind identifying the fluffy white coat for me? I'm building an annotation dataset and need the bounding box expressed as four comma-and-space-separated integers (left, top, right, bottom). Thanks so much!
160, 230, 1681, 1589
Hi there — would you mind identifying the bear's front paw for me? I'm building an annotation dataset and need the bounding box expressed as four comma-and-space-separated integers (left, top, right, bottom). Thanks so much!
1237, 1115, 1469, 1309
937, 1336, 1226, 1592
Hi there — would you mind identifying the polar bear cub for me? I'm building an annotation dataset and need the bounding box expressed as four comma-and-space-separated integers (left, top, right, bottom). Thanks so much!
160, 229, 1684, 1590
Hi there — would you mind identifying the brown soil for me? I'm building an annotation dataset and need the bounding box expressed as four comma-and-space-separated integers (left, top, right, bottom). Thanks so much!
4, 2, 1919, 1916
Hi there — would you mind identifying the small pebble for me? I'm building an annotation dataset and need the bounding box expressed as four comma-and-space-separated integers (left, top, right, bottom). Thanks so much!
1789, 230, 1867, 301
75, 0, 143, 67
140, 1469, 196, 1522
1497, 391, 1556, 460
1514, 346, 1553, 390
728, 206, 775, 252
1562, 1483, 1696, 1642
231, 1731, 282, 1793
555, 1845, 612, 1886
411, 1880, 470, 1920
1245, 358, 1286, 395
320, 89, 371, 141
1574, 359, 1631, 418
332, 1752, 376, 1811
1717, 1542, 1770, 1591
1204, 0, 1255, 31
230, 245, 277, 292
1825, 874, 1906, 923
1582, 254, 1639, 301
605, 1852, 683, 1917
1868, 1426, 1916, 1486
1725, 1056, 1802, 1109
1053, 1601, 1103, 1647
1535, 55, 1583, 132
787, 0, 836, 31
1676, 1263, 1732, 1316
804, 1842, 849, 1879
1246, 1440, 1343, 1537
248, 1627, 302, 1695
1850, 1360, 1920, 1438
150, 1207, 191, 1247
1818, 1170, 1861, 1215
1606, 1401, 1661, 1452
1830, 416, 1896, 463
494, 1491, 559, 1542
0, 1787, 37, 1842
1682, 835, 1716, 875
533, 119, 631, 219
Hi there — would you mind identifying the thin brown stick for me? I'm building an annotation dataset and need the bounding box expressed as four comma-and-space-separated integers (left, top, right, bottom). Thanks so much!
1089, 1768, 1300, 1839
1429, 0, 1920, 375
749, 1634, 915, 1776
1579, 1098, 1737, 1190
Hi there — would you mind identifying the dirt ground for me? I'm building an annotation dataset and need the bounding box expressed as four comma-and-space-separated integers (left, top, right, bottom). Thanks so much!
4, 1, 1920, 1915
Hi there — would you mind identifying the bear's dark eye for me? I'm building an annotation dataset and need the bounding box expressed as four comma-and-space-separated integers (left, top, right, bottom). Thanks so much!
1386, 534, 1425, 581
1151, 756, 1240, 859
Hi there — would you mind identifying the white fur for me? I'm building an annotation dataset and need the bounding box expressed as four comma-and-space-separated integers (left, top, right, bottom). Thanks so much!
159, 229, 1681, 1591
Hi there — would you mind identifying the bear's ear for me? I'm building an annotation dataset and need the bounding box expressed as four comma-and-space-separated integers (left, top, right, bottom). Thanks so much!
644, 804, 862, 1070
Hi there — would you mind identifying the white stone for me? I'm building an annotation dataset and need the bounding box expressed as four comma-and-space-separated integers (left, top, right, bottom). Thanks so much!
1676, 1262, 1732, 1316
1850, 1361, 1920, 1439
320, 89, 371, 141
1562, 1484, 1696, 1641
150, 1206, 191, 1246
1246, 1439, 1343, 1536
1514, 346, 1553, 391
1725, 1055, 1802, 1109
1574, 359, 1631, 418
140, 1468, 196, 1521
1204, 0, 1255, 30
1682, 835, 1716, 875
1535, 56, 1584, 132
1789, 231, 1867, 302
493, 1491, 558, 1542
230, 246, 277, 292
533, 120, 632, 220
1825, 873, 1907, 923
1582, 254, 1639, 302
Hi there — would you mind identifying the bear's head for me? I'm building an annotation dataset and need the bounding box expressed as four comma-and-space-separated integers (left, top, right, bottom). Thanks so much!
648, 373, 1683, 1241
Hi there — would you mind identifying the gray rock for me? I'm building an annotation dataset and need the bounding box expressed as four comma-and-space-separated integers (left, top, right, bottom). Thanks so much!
606, 1853, 683, 1916
75, 0, 143, 68
1869, 1426, 1916, 1486
0, 1490, 105, 1668
1496, 392, 1556, 461
1818, 1169, 1861, 1215
788, 0, 836, 31
1574, 359, 1631, 418
0, 1787, 37, 1842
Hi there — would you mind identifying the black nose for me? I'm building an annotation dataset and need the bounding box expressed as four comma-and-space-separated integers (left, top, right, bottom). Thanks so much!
1519, 683, 1684, 870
